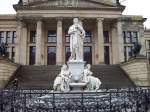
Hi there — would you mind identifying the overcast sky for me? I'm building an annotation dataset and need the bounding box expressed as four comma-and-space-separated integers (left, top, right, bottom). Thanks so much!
0, 0, 149, 28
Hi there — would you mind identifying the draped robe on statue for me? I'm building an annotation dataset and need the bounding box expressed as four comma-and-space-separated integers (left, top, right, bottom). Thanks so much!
68, 22, 85, 61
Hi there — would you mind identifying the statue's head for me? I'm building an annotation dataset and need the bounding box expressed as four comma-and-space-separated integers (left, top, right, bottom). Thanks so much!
62, 64, 68, 70
73, 18, 79, 24
86, 64, 91, 70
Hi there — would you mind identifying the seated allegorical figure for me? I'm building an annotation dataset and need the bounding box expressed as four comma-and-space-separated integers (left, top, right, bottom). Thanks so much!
53, 64, 72, 92
83, 64, 101, 91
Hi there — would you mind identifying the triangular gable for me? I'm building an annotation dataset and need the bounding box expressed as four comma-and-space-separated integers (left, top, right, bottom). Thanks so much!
14, 0, 125, 11
29, 0, 116, 8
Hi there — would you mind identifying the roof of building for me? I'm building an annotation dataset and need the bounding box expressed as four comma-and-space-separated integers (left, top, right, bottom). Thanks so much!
0, 14, 16, 20
121, 15, 146, 22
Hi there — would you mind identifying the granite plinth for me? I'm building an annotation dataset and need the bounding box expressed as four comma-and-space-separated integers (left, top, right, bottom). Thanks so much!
67, 61, 85, 82
69, 82, 87, 91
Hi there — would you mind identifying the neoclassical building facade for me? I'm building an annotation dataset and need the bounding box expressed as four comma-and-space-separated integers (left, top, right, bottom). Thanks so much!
0, 0, 147, 65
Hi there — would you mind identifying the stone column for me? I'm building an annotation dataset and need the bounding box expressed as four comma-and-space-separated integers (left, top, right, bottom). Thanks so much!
35, 20, 44, 65
96, 18, 104, 64
20, 23, 28, 65
56, 18, 63, 65
15, 20, 23, 63
112, 20, 124, 64
117, 20, 124, 63
139, 25, 146, 56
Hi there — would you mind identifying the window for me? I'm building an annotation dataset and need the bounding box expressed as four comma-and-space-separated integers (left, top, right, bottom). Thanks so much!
123, 31, 138, 44
84, 46, 92, 64
103, 31, 109, 43
6, 47, 10, 58
30, 31, 36, 43
65, 30, 70, 43
124, 46, 133, 61
11, 47, 15, 62
123, 31, 126, 44
132, 32, 138, 43
128, 46, 133, 57
147, 52, 150, 64
6, 31, 12, 44
65, 47, 71, 62
12, 31, 16, 43
47, 30, 56, 43
29, 46, 36, 65
84, 31, 92, 43
147, 40, 150, 50
124, 46, 127, 62
0, 31, 4, 44
47, 47, 56, 65
104, 46, 110, 64
126, 31, 132, 43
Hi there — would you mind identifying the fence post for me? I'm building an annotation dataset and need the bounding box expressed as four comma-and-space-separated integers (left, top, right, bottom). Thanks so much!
81, 93, 84, 112
144, 89, 148, 111
0, 90, 3, 112
10, 78, 18, 112
52, 92, 55, 112
109, 92, 112, 112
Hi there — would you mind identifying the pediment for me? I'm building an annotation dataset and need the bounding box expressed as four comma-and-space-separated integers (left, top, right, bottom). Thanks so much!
14, 0, 124, 11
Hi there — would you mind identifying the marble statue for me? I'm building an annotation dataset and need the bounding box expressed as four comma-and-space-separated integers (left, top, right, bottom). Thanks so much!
83, 64, 101, 91
82, 64, 93, 83
68, 18, 85, 61
53, 64, 71, 92
53, 18, 101, 92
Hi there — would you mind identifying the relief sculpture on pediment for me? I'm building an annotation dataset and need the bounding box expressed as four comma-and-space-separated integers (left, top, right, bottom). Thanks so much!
57, 0, 79, 6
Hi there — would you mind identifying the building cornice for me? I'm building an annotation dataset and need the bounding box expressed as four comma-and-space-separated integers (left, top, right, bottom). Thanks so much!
120, 16, 147, 23
0, 14, 16, 20
13, 5, 125, 12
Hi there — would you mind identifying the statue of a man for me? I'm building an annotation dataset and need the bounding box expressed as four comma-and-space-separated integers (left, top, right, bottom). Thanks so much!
68, 18, 85, 61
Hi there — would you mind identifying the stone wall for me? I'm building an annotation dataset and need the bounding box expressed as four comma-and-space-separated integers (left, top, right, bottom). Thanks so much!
0, 58, 19, 89
121, 57, 150, 86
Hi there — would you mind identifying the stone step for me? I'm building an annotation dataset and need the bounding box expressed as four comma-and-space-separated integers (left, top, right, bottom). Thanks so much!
6, 65, 135, 89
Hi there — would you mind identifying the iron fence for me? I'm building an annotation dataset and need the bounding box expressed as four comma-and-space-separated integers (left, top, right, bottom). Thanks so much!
0, 87, 150, 112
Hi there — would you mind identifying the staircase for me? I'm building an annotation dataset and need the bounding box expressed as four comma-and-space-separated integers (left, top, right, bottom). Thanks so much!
6, 65, 135, 89
91, 65, 135, 88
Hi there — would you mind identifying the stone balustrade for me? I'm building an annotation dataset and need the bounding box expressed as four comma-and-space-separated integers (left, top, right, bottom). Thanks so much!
0, 57, 19, 88
120, 56, 150, 86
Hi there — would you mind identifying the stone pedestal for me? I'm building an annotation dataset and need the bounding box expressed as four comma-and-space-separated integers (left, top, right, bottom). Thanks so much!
67, 61, 85, 83
69, 82, 87, 91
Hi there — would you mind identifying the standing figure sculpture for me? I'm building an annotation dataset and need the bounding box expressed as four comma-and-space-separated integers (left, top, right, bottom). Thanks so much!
68, 18, 85, 61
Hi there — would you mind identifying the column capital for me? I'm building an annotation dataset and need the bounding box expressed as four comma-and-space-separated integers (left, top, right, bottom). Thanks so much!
36, 19, 43, 23
17, 20, 27, 28
79, 17, 85, 21
117, 17, 123, 22
97, 18, 104, 22
56, 17, 63, 21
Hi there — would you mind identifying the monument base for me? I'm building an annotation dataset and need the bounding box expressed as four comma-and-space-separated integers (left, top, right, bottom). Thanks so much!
67, 61, 86, 83
69, 82, 87, 91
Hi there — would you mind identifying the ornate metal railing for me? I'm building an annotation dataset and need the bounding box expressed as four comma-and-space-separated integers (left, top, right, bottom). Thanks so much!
0, 87, 150, 112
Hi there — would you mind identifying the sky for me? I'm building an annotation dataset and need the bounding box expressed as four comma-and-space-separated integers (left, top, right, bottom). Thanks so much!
0, 0, 149, 28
